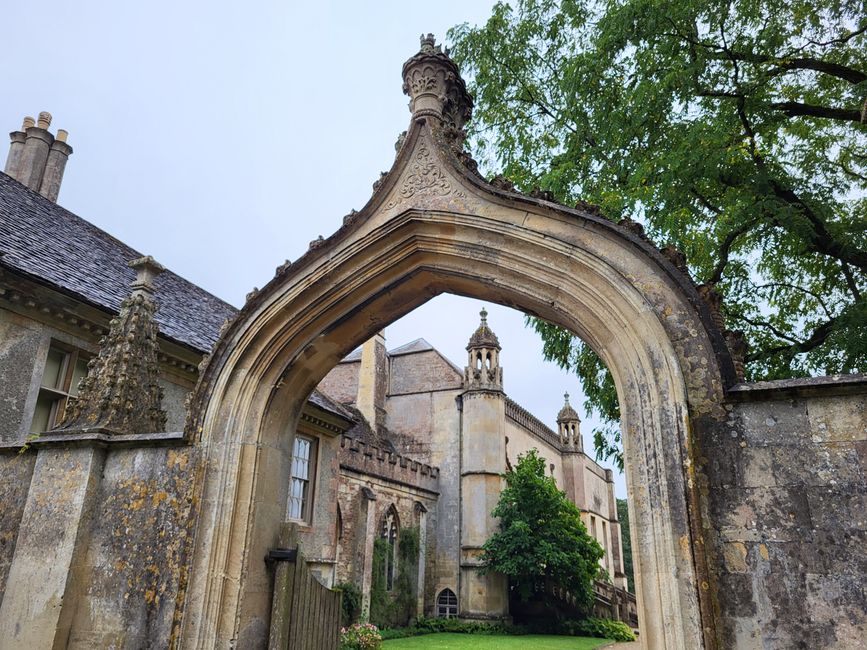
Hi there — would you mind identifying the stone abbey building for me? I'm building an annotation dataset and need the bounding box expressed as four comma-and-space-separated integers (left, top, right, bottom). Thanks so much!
0, 38, 865, 650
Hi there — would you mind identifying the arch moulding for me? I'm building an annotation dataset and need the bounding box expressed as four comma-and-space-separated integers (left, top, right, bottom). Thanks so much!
179, 37, 736, 650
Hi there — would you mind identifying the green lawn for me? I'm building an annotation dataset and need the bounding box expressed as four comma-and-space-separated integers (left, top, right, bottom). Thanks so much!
382, 633, 611, 649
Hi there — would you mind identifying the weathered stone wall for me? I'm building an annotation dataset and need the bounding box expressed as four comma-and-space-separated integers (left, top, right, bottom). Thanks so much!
318, 360, 359, 405
64, 446, 200, 648
389, 349, 462, 395
0, 451, 36, 603
706, 378, 867, 649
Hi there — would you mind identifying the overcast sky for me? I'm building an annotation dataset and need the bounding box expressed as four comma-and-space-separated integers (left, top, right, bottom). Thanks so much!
1, 1, 627, 497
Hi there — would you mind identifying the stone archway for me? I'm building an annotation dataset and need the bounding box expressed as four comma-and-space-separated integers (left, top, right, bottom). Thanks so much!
179, 37, 736, 649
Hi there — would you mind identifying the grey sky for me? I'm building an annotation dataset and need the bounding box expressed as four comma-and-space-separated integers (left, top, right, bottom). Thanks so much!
2, 1, 627, 497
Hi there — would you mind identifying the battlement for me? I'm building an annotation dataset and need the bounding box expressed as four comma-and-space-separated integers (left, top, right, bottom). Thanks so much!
505, 397, 562, 450
339, 435, 440, 494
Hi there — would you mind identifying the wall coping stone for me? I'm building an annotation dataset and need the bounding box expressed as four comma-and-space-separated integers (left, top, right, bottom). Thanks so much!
727, 373, 867, 401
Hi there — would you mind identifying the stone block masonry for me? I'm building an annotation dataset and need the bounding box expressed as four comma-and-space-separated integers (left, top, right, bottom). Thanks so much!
707, 376, 867, 648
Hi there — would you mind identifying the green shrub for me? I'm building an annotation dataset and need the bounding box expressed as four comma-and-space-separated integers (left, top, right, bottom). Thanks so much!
566, 617, 636, 642
335, 581, 362, 627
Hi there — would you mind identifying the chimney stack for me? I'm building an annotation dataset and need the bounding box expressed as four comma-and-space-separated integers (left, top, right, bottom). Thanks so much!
5, 112, 73, 202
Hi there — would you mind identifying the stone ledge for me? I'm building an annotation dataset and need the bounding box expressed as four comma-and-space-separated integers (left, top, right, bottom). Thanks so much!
727, 373, 867, 401
4, 429, 187, 450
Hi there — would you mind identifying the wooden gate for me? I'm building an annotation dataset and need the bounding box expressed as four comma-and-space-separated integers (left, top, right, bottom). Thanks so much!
267, 526, 342, 650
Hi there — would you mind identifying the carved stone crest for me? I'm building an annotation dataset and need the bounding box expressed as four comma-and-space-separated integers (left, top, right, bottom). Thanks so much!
386, 141, 466, 209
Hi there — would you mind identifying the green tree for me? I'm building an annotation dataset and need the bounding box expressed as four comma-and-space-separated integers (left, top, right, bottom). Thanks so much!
616, 499, 634, 592
449, 0, 867, 468
482, 449, 604, 607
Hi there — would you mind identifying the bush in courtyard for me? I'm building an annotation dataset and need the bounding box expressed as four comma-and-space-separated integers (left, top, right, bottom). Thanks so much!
564, 617, 636, 642
340, 622, 382, 650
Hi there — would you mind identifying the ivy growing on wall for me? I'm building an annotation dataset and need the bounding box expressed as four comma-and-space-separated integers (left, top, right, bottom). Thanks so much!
370, 526, 420, 628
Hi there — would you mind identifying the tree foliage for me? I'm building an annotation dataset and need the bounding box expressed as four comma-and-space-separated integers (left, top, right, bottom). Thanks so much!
615, 499, 635, 592
481, 449, 604, 607
449, 0, 867, 467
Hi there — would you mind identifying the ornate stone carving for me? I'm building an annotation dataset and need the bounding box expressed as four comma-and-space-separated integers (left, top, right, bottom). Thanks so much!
618, 216, 648, 239
402, 34, 472, 130
54, 256, 167, 435
342, 209, 359, 226
661, 244, 689, 273
489, 175, 515, 192
386, 141, 466, 209
275, 259, 292, 275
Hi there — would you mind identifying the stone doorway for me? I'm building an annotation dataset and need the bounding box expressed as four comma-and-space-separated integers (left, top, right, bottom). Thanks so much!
179, 37, 737, 649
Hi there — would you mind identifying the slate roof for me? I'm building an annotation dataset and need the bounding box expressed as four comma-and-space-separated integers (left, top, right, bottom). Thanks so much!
0, 172, 238, 352
307, 389, 355, 421
388, 338, 434, 356
341, 338, 437, 362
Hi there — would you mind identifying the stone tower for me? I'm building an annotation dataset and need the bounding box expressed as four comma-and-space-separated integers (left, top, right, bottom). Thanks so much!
560, 392, 587, 511
459, 308, 509, 619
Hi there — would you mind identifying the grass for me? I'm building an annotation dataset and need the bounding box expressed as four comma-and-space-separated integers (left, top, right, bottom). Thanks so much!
382, 633, 611, 649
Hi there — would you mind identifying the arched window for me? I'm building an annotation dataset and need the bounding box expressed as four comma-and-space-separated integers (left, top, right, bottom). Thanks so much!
436, 588, 458, 618
380, 505, 399, 591
336, 504, 343, 540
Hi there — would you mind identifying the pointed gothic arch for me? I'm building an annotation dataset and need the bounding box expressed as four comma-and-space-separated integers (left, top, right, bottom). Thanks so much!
179, 38, 737, 650
380, 504, 400, 592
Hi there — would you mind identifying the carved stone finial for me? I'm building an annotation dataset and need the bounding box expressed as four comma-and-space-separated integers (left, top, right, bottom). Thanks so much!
402, 33, 473, 130
129, 255, 165, 296
420, 33, 438, 53
467, 307, 500, 351
53, 257, 167, 436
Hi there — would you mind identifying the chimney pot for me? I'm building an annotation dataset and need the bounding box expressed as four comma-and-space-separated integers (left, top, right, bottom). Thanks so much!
7, 112, 72, 202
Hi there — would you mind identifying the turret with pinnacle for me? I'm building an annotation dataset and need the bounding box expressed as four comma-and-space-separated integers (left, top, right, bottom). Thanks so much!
557, 392, 582, 451
464, 308, 503, 391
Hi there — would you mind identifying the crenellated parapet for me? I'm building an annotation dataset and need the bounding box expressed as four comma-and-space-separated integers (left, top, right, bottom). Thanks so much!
505, 397, 562, 450
339, 435, 439, 494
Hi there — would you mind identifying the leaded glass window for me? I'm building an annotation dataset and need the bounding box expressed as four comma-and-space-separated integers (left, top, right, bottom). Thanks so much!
437, 588, 458, 618
287, 435, 316, 521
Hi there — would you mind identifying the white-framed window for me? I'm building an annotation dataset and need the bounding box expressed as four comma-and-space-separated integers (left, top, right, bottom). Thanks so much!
437, 588, 458, 618
287, 434, 317, 522
30, 343, 90, 433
